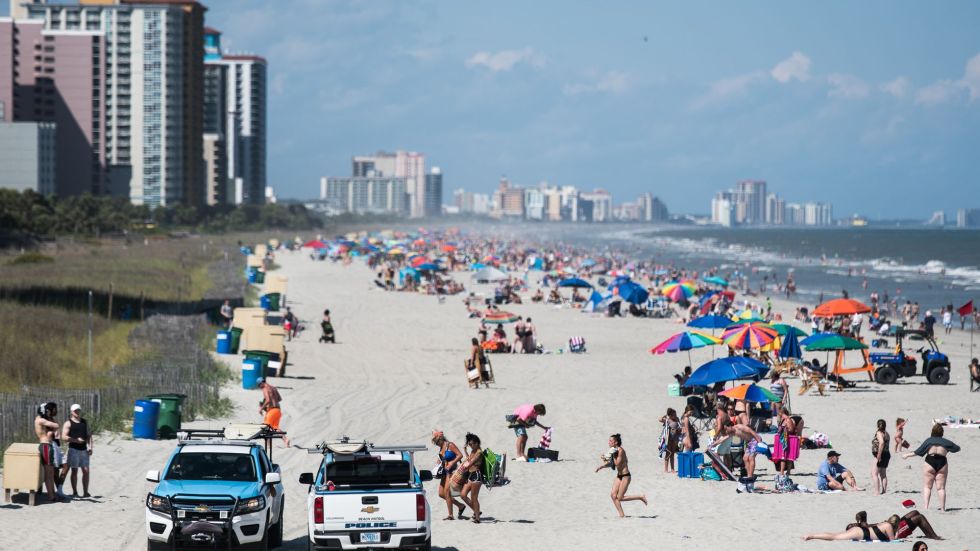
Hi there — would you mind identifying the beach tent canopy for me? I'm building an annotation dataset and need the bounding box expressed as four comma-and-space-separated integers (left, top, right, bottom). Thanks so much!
813, 298, 871, 317
683, 357, 764, 387
472, 267, 509, 282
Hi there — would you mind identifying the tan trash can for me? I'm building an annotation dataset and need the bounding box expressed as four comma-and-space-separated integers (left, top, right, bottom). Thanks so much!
3, 443, 43, 505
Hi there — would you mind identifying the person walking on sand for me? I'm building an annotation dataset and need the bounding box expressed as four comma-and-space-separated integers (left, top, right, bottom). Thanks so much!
257, 379, 290, 447
35, 402, 67, 502
62, 404, 92, 497
458, 433, 484, 524
595, 434, 647, 518
510, 403, 549, 461
902, 423, 960, 511
220, 300, 233, 328
871, 419, 890, 495
431, 431, 466, 520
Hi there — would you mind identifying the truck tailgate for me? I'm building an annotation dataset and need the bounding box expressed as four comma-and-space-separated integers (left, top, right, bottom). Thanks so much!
319, 491, 422, 531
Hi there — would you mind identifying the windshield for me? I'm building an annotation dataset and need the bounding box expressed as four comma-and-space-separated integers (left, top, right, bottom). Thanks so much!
325, 457, 411, 487
166, 452, 256, 482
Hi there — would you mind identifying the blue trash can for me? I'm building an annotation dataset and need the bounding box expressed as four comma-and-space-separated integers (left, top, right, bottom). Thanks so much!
246, 267, 258, 283
259, 294, 270, 310
216, 330, 231, 354
133, 399, 161, 440
242, 358, 262, 389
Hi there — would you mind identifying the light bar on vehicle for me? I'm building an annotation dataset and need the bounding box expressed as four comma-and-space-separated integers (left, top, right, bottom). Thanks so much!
307, 436, 427, 455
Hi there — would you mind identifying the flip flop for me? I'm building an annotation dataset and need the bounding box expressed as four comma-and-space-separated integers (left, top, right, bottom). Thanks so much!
457, 506, 467, 519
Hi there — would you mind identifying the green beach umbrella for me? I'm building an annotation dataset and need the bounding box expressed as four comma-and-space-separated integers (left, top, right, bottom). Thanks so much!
803, 334, 867, 351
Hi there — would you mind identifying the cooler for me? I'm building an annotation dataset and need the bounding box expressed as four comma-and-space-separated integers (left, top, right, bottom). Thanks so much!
667, 383, 681, 396
677, 451, 704, 478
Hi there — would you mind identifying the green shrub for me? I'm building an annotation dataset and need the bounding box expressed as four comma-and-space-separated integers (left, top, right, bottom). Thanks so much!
8, 252, 54, 265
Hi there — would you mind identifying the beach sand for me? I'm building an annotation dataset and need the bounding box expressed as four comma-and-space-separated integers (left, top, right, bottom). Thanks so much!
2, 249, 979, 550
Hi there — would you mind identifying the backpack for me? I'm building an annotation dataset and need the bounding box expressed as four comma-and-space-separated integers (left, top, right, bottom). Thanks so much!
701, 465, 722, 481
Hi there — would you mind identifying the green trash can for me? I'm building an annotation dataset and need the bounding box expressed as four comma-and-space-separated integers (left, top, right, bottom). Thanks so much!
229, 327, 243, 354
255, 271, 266, 284
147, 393, 187, 439
263, 293, 281, 311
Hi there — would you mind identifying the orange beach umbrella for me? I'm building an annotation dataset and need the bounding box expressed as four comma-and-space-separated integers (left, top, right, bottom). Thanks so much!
813, 298, 871, 317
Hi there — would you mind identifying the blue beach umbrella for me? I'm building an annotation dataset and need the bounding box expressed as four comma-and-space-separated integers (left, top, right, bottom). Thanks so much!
703, 276, 729, 287
558, 277, 593, 289
779, 327, 804, 359
615, 281, 649, 305
687, 315, 733, 330
683, 357, 763, 387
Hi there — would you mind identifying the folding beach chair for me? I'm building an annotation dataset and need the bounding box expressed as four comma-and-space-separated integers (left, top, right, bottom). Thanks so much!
481, 448, 509, 490
686, 395, 714, 433
568, 336, 586, 353
798, 371, 826, 396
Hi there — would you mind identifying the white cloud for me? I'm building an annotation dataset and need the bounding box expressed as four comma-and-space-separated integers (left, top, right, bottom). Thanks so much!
963, 52, 980, 100
827, 73, 870, 99
862, 115, 906, 145
563, 71, 630, 96
770, 51, 811, 83
915, 80, 962, 106
690, 71, 767, 108
465, 48, 545, 72
880, 76, 910, 98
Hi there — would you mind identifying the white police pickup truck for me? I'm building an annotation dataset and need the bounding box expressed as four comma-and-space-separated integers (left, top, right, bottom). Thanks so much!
299, 438, 433, 550
145, 426, 286, 550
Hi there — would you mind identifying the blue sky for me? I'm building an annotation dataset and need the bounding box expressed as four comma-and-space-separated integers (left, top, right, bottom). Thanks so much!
12, 1, 980, 217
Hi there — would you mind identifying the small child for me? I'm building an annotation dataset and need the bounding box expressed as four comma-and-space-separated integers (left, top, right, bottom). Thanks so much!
894, 418, 909, 452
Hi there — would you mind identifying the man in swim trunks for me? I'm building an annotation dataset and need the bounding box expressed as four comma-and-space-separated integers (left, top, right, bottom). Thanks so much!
257, 380, 290, 447
35, 402, 67, 502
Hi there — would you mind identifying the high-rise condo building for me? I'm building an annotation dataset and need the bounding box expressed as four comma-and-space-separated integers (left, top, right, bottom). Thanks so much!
23, 0, 205, 207
0, 16, 105, 196
423, 167, 442, 217
352, 150, 426, 217
320, 175, 407, 215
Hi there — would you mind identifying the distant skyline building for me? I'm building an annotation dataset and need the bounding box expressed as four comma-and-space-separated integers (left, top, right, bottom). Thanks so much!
0, 17, 106, 196
423, 166, 442, 217
352, 150, 426, 217
711, 180, 830, 226
24, 0, 206, 207
320, 175, 406, 215
956, 208, 980, 228
0, 120, 55, 192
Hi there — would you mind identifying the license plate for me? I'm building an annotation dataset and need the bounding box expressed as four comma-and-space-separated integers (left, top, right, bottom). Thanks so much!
360, 532, 381, 543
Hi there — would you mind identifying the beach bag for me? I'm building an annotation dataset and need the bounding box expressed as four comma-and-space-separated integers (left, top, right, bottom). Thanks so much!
449, 467, 466, 491
505, 414, 520, 427
871, 433, 881, 456
701, 465, 722, 481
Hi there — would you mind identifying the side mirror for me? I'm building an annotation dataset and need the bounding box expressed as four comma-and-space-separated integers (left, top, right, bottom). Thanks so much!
264, 472, 281, 484
298, 472, 314, 485
419, 470, 433, 482
146, 470, 160, 483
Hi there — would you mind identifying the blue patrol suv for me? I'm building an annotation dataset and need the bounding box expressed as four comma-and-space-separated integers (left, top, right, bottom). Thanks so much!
144, 426, 286, 550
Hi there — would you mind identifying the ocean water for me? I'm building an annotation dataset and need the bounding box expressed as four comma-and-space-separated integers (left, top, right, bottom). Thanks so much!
588, 227, 980, 319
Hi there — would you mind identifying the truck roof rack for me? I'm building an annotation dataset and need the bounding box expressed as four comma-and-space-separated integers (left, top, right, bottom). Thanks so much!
177, 426, 287, 444
308, 436, 426, 455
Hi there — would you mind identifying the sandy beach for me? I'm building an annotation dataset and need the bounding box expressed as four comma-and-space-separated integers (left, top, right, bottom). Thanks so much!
2, 247, 979, 550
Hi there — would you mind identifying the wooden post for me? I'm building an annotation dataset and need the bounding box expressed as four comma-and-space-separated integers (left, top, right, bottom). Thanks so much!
107, 282, 114, 321
139, 291, 145, 321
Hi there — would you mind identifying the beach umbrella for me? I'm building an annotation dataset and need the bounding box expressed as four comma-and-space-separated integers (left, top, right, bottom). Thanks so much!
301, 239, 326, 249
472, 267, 509, 282
415, 263, 443, 272
683, 357, 763, 387
661, 281, 696, 302
688, 315, 733, 330
800, 332, 842, 346
580, 258, 597, 267
803, 334, 867, 351
484, 310, 520, 324
722, 323, 778, 350
771, 323, 810, 337
615, 281, 649, 304
650, 330, 721, 365
470, 262, 486, 270
558, 277, 593, 289
720, 383, 779, 403
779, 329, 804, 359
703, 276, 729, 287
813, 298, 871, 317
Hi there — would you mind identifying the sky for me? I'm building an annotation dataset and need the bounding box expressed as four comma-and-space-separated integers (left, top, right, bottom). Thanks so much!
11, 1, 980, 217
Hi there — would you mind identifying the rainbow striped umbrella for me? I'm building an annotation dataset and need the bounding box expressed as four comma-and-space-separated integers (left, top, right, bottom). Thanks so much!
722, 323, 778, 350
661, 280, 697, 302
650, 330, 721, 365
483, 310, 520, 324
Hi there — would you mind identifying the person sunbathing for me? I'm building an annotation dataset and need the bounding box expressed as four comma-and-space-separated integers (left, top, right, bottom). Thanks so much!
846, 510, 942, 540
803, 516, 898, 542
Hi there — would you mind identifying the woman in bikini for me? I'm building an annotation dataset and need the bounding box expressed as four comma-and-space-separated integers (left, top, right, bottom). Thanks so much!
458, 433, 484, 524
658, 408, 680, 473
902, 423, 961, 511
594, 434, 647, 518
681, 404, 697, 452
431, 431, 466, 520
803, 516, 899, 542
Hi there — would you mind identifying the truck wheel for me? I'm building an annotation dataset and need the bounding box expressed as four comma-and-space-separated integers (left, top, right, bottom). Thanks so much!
269, 503, 284, 548
875, 366, 898, 385
927, 367, 950, 385
147, 540, 168, 551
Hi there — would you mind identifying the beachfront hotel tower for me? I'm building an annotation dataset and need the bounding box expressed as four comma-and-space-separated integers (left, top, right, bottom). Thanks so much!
23, 0, 206, 208
353, 150, 426, 218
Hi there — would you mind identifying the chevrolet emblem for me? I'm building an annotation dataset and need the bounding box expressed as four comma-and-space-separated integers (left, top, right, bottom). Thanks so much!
360, 506, 379, 514
194, 505, 210, 512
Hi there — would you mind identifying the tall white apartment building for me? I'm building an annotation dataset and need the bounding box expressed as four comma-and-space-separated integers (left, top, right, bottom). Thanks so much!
353, 150, 426, 217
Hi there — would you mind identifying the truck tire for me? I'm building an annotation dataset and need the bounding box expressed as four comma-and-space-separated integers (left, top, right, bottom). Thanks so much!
927, 367, 950, 385
875, 366, 898, 385
147, 540, 168, 551
269, 503, 284, 548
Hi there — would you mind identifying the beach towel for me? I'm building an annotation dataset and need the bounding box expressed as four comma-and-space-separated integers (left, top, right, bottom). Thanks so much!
658, 424, 669, 458
539, 428, 553, 450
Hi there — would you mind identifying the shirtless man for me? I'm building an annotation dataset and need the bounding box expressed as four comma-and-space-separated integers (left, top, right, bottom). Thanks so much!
595, 434, 648, 517
35, 402, 67, 502
257, 379, 290, 447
